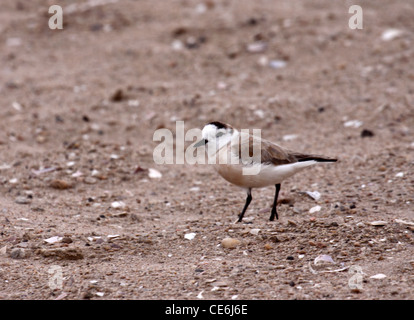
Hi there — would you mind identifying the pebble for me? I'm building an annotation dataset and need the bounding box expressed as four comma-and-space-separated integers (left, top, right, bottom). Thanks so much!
84, 177, 97, 184
282, 134, 298, 141
184, 233, 196, 240
111, 201, 126, 209
304, 191, 321, 201
15, 196, 31, 205
44, 236, 63, 244
361, 129, 374, 138
50, 179, 72, 190
249, 229, 261, 235
381, 28, 403, 41
221, 238, 241, 249
370, 221, 387, 226
269, 60, 287, 69
10, 248, 25, 259
370, 273, 387, 280
309, 205, 321, 214
0, 246, 7, 256
344, 120, 363, 128
61, 237, 73, 244
148, 168, 162, 179
264, 243, 273, 250
247, 41, 267, 53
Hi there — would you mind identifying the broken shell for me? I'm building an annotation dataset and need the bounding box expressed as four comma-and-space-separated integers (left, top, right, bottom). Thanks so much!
44, 236, 63, 244
309, 205, 321, 214
148, 168, 162, 179
184, 233, 196, 240
370, 221, 387, 226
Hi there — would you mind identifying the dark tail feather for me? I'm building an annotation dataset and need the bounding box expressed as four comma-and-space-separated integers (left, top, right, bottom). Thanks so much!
298, 157, 337, 163
293, 153, 337, 163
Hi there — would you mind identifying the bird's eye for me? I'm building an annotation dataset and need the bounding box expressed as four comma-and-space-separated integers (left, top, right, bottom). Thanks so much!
216, 132, 225, 138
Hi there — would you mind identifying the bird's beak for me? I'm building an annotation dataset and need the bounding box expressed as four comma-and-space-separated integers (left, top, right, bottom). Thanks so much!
194, 139, 208, 148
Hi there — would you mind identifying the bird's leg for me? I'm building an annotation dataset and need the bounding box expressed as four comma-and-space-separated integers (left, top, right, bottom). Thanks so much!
238, 188, 252, 222
270, 184, 281, 221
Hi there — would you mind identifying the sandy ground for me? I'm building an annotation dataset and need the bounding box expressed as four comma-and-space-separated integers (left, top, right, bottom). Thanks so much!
0, 0, 413, 300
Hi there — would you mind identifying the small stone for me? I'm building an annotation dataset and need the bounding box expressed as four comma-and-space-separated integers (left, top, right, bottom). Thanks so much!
15, 196, 31, 204
286, 256, 294, 260
10, 248, 25, 259
309, 205, 321, 214
264, 243, 273, 250
148, 168, 162, 179
84, 177, 97, 185
44, 236, 63, 244
381, 28, 403, 41
249, 228, 261, 235
269, 60, 287, 69
221, 238, 241, 249
247, 41, 267, 53
0, 246, 7, 256
111, 201, 126, 209
184, 233, 196, 240
112, 212, 128, 218
111, 89, 124, 102
370, 221, 387, 226
61, 237, 73, 244
361, 129, 374, 138
50, 179, 72, 190
370, 273, 387, 280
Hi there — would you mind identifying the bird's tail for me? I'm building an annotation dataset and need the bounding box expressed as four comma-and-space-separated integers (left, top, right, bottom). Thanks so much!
293, 152, 337, 163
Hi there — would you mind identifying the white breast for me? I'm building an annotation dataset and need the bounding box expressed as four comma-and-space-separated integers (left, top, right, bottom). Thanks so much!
215, 160, 317, 188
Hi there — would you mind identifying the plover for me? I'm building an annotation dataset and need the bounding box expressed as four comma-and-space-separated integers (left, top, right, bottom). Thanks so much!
194, 121, 337, 222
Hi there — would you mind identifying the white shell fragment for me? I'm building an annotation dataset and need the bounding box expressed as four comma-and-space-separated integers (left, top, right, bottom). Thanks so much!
111, 201, 126, 209
44, 236, 63, 244
370, 221, 387, 226
282, 134, 298, 141
304, 191, 321, 201
249, 229, 261, 235
309, 205, 321, 214
370, 274, 387, 280
381, 29, 403, 41
395, 172, 404, 178
247, 42, 267, 53
314, 254, 335, 265
148, 168, 162, 179
184, 233, 196, 240
394, 219, 414, 226
269, 60, 287, 69
344, 120, 363, 128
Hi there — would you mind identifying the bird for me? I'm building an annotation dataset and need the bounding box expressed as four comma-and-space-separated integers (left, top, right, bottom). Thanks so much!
194, 121, 337, 222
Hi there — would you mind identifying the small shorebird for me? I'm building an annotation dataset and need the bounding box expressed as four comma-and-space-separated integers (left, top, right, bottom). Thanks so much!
194, 121, 337, 222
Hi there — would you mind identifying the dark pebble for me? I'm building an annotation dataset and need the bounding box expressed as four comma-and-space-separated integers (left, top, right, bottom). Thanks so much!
286, 256, 294, 260
361, 129, 374, 138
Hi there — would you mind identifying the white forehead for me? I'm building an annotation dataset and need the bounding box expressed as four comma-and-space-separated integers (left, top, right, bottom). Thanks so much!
201, 124, 219, 138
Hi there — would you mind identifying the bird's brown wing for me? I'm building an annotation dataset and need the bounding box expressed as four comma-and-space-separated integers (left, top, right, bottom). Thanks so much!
237, 135, 337, 165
